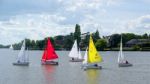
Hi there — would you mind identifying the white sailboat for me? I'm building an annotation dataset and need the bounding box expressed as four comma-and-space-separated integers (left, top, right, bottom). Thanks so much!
13, 40, 29, 66
9, 45, 13, 50
118, 36, 132, 67
69, 40, 83, 62
82, 35, 103, 70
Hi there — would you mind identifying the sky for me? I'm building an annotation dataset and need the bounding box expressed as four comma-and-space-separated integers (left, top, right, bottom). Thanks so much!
0, 0, 150, 45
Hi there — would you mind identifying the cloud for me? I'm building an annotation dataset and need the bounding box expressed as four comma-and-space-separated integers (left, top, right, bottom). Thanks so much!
107, 0, 122, 6
0, 0, 149, 45
0, 13, 74, 45
60, 0, 121, 12
125, 15, 150, 34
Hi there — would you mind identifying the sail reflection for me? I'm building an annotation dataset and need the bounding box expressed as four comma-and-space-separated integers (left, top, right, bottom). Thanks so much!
42, 65, 56, 84
86, 70, 100, 84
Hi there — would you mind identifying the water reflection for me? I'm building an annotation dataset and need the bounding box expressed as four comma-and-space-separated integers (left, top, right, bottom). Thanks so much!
42, 65, 56, 84
86, 70, 100, 84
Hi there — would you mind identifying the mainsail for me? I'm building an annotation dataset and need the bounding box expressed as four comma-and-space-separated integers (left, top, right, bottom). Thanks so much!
88, 35, 103, 63
17, 40, 28, 63
68, 40, 80, 59
42, 38, 58, 61
118, 36, 125, 63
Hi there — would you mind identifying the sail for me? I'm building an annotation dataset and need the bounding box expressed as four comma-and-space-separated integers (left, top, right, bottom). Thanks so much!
42, 47, 47, 61
78, 48, 82, 59
10, 45, 13, 49
118, 36, 125, 63
42, 38, 58, 61
17, 40, 26, 62
68, 40, 78, 58
88, 35, 103, 63
83, 47, 88, 64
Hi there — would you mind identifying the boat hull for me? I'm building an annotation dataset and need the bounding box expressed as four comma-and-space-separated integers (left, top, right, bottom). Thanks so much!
13, 62, 29, 66
42, 61, 58, 65
118, 63, 133, 67
82, 64, 102, 70
69, 59, 83, 62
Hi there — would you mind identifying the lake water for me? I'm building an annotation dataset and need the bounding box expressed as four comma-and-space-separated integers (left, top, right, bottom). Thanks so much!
0, 49, 150, 84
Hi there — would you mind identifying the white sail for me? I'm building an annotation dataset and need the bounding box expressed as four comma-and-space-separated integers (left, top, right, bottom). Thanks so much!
78, 48, 82, 59
118, 36, 125, 63
68, 40, 78, 58
9, 45, 13, 49
83, 47, 88, 64
17, 40, 28, 63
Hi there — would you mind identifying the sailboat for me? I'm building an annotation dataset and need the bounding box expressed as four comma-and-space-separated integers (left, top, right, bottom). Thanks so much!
41, 38, 59, 65
69, 40, 83, 62
82, 35, 103, 70
118, 36, 132, 67
9, 45, 13, 50
13, 40, 29, 66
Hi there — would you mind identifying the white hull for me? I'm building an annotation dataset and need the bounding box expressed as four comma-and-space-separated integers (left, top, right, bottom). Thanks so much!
42, 61, 58, 65
82, 64, 102, 70
69, 58, 83, 62
13, 62, 29, 66
118, 63, 133, 67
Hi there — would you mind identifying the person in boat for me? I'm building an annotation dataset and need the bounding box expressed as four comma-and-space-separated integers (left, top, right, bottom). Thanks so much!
17, 60, 20, 63
125, 60, 129, 64
94, 64, 98, 67
72, 58, 74, 60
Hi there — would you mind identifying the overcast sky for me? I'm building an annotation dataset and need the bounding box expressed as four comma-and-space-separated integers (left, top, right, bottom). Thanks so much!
0, 0, 150, 45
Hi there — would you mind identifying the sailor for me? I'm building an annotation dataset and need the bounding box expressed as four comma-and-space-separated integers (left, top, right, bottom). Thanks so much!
72, 58, 74, 60
17, 60, 20, 63
125, 60, 129, 64
94, 64, 98, 67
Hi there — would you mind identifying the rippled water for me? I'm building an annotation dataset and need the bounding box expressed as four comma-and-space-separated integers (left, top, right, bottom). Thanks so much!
0, 49, 150, 84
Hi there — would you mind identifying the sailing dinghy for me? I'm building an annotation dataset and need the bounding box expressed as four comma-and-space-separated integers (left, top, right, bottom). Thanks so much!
69, 40, 83, 62
13, 40, 29, 66
118, 36, 132, 67
9, 45, 13, 50
41, 38, 59, 65
82, 35, 103, 70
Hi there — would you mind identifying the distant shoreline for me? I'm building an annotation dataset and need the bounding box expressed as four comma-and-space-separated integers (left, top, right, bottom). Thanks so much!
1, 48, 149, 51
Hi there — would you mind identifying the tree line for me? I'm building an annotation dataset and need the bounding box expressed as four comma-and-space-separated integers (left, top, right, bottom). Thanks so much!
1, 24, 150, 51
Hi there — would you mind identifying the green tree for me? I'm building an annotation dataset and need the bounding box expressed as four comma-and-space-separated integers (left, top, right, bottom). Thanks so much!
74, 24, 81, 47
64, 33, 74, 50
95, 39, 107, 51
31, 40, 36, 49
122, 33, 137, 44
108, 34, 120, 47
132, 45, 140, 51
142, 33, 148, 39
92, 30, 100, 43
36, 40, 45, 50
80, 33, 90, 49
25, 39, 31, 49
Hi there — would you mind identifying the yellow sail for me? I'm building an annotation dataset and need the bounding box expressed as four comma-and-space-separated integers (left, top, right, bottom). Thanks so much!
88, 35, 103, 63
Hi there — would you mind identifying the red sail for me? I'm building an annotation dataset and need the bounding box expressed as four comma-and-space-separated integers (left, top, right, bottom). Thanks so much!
42, 38, 58, 61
